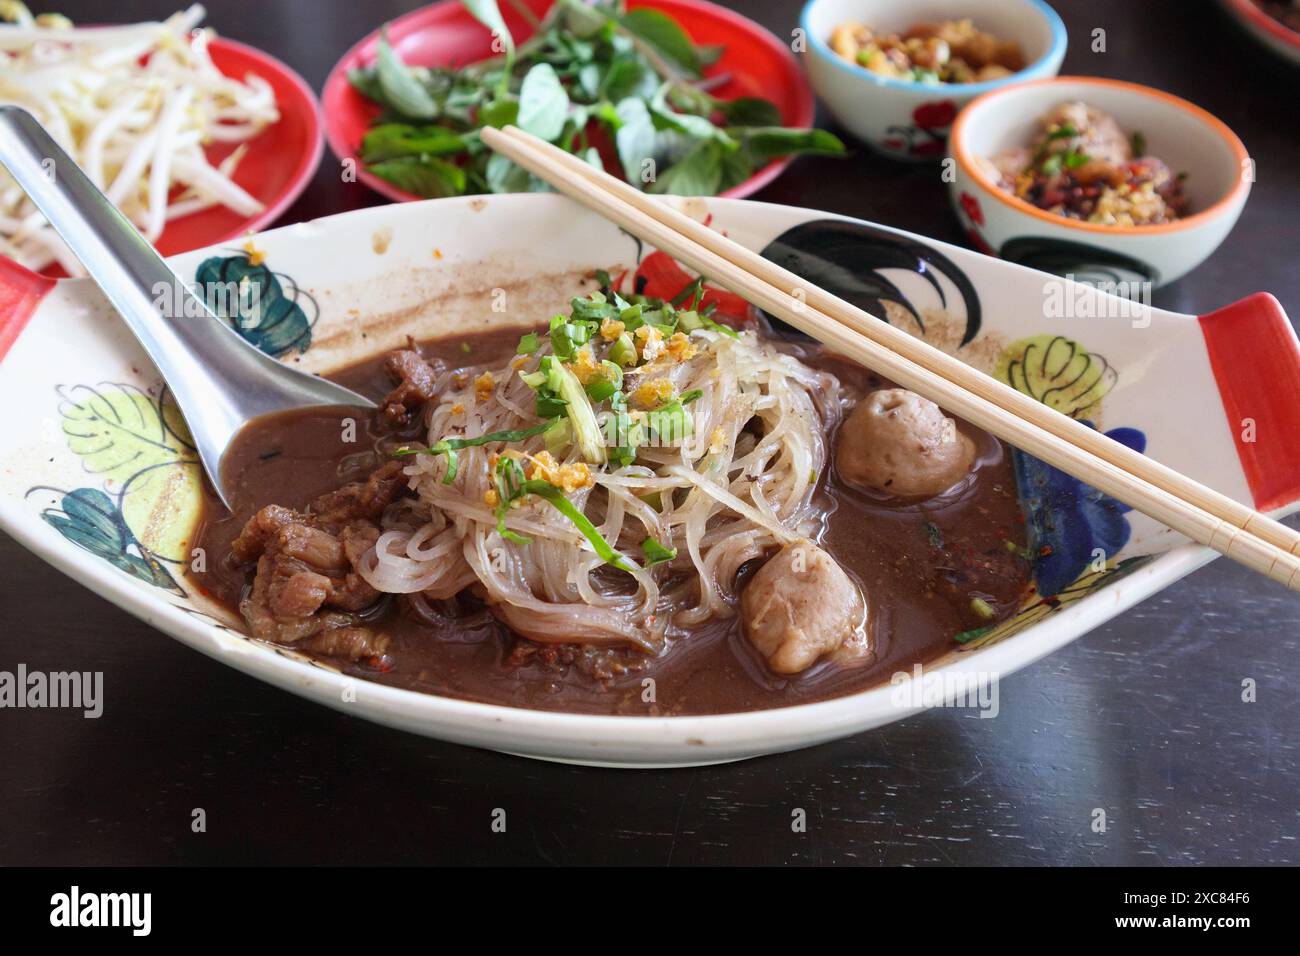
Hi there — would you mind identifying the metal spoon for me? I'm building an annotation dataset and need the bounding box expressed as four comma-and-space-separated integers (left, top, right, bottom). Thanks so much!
0, 106, 374, 510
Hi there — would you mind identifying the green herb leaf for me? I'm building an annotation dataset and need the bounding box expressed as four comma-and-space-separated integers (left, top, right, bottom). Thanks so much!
716, 96, 782, 126
360, 124, 467, 163
648, 139, 723, 196
478, 98, 520, 129
375, 33, 440, 120
614, 96, 657, 184
462, 0, 515, 65
518, 63, 570, 142
367, 156, 467, 198
734, 126, 846, 159
620, 7, 703, 77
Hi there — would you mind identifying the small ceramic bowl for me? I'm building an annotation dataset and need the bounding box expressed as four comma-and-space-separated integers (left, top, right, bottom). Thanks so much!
948, 77, 1251, 287
800, 0, 1067, 160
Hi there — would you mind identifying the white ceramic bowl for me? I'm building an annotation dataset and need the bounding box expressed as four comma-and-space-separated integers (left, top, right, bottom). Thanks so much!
2, 194, 1297, 767
800, 0, 1067, 160
948, 76, 1251, 286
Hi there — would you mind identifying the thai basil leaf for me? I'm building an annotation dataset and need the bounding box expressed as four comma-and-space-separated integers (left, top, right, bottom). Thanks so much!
367, 156, 467, 198
478, 98, 520, 129
462, 0, 515, 63
601, 57, 653, 103
734, 126, 846, 159
518, 63, 570, 142
620, 7, 703, 77
716, 96, 782, 127
647, 139, 723, 196
347, 66, 385, 103
614, 97, 657, 183
375, 34, 439, 120
360, 124, 467, 162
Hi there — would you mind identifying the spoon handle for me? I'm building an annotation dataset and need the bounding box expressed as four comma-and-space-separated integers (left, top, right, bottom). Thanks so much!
0, 106, 370, 508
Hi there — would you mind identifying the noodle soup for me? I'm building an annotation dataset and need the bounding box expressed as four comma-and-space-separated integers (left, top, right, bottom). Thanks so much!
191, 277, 1032, 716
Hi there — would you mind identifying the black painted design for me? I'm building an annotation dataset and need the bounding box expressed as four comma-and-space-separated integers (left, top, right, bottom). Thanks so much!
999, 237, 1160, 286
758, 220, 983, 345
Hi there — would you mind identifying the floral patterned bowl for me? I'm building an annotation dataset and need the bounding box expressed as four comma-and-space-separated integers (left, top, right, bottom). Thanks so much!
0, 193, 1296, 767
799, 0, 1067, 160
949, 76, 1251, 286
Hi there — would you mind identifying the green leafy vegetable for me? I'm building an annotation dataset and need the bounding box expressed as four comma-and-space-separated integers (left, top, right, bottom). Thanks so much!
360, 124, 467, 163
620, 7, 704, 77
367, 155, 467, 197
518, 63, 570, 142
375, 33, 439, 119
345, 1, 845, 199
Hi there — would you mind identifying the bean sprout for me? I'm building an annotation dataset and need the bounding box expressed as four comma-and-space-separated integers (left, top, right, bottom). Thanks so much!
0, 3, 278, 273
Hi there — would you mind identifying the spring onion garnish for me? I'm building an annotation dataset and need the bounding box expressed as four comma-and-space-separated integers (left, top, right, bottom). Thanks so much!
522, 355, 604, 463
490, 457, 637, 572
640, 537, 677, 566
394, 420, 556, 484
516, 332, 541, 355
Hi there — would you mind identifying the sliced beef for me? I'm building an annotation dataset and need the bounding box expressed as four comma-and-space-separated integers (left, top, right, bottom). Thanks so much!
382, 349, 443, 424
308, 460, 407, 531
231, 464, 411, 661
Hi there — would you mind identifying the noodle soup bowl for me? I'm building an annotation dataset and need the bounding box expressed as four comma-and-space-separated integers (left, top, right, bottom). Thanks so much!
0, 194, 1296, 766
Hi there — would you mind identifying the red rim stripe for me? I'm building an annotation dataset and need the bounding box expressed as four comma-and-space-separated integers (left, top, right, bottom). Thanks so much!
0, 257, 56, 363
1198, 292, 1300, 513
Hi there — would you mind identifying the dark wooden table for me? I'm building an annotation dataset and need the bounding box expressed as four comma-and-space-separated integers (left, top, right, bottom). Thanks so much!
2, 0, 1296, 866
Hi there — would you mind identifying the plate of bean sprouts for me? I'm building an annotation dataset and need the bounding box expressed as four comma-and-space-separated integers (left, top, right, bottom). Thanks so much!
0, 3, 322, 275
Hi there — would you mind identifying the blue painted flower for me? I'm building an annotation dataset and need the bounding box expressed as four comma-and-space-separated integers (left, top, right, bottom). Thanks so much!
195, 254, 316, 357
1013, 423, 1146, 597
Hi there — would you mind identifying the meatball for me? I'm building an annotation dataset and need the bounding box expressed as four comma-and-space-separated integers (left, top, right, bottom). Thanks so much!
741, 541, 867, 675
837, 389, 975, 499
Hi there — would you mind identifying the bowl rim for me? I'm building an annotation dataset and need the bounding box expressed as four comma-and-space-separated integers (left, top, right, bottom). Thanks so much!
1222, 0, 1300, 49
320, 0, 816, 204
949, 75, 1252, 237
799, 0, 1068, 95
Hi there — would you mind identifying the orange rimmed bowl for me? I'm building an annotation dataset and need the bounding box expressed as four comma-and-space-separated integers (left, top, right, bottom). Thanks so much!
947, 76, 1251, 287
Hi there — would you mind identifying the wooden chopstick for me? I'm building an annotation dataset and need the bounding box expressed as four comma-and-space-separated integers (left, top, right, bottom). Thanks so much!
493, 124, 1300, 564
480, 125, 1300, 591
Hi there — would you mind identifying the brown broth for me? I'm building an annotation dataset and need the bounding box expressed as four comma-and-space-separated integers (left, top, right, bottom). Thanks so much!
190, 327, 1032, 715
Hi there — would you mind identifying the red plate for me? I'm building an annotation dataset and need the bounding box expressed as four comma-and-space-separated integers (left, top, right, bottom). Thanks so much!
23, 36, 323, 274
322, 0, 815, 203
145, 37, 324, 260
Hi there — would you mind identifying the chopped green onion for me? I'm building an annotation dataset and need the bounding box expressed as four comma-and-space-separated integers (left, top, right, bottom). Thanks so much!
394, 419, 556, 484
516, 332, 541, 355
523, 479, 638, 572
609, 331, 638, 367
970, 596, 996, 621
640, 536, 677, 566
